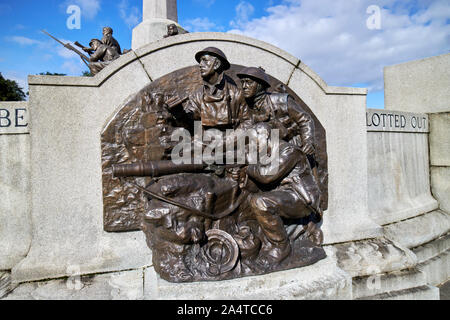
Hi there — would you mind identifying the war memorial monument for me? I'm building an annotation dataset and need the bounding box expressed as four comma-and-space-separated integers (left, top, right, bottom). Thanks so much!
0, 0, 448, 300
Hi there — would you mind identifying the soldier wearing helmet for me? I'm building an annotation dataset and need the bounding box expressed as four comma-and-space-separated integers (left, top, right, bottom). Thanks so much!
183, 47, 249, 129
237, 67, 315, 156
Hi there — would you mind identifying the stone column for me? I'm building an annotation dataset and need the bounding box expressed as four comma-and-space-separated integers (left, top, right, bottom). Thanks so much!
143, 0, 177, 22
132, 0, 186, 50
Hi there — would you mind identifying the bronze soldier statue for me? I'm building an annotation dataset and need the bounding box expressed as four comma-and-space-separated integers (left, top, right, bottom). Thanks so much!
237, 67, 315, 155
104, 49, 328, 282
235, 67, 323, 264
101, 26, 122, 55
182, 47, 248, 130
163, 24, 179, 38
243, 123, 323, 265
88, 39, 120, 75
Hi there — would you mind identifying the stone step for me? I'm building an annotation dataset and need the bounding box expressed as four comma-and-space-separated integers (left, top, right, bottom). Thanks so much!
417, 250, 449, 286
357, 285, 440, 300
325, 237, 417, 278
412, 233, 450, 263
353, 268, 427, 299
383, 210, 450, 249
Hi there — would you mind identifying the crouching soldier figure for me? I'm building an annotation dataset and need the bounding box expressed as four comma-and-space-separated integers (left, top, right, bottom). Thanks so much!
243, 123, 323, 266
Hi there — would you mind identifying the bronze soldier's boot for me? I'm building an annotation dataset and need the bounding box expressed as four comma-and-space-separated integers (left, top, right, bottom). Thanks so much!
251, 195, 291, 265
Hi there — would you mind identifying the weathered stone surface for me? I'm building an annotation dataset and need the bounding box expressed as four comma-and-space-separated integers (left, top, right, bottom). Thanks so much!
431, 167, 450, 214
384, 53, 450, 113
358, 285, 439, 300
412, 233, 450, 263
0, 272, 12, 299
136, 32, 299, 85
12, 55, 153, 283
144, 257, 352, 300
4, 269, 144, 300
352, 268, 427, 299
132, 19, 187, 50
0, 133, 31, 270
417, 250, 449, 286
0, 102, 29, 134
288, 68, 382, 245
367, 130, 438, 225
429, 113, 450, 167
325, 237, 417, 278
383, 210, 450, 249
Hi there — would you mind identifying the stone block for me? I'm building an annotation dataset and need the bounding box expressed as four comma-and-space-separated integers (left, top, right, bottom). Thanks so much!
367, 130, 438, 225
431, 167, 450, 214
359, 285, 439, 300
0, 272, 12, 299
352, 269, 427, 299
429, 113, 450, 166
12, 55, 153, 283
0, 133, 31, 270
132, 19, 187, 50
412, 233, 450, 263
325, 237, 417, 278
4, 269, 144, 300
417, 250, 449, 286
289, 69, 382, 245
144, 257, 352, 300
383, 210, 450, 249
384, 53, 450, 113
0, 102, 29, 134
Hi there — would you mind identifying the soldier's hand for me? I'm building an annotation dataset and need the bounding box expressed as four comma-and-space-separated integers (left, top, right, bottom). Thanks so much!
302, 143, 315, 156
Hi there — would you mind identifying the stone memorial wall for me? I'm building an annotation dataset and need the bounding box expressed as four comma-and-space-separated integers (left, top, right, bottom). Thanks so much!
0, 102, 31, 271
0, 10, 448, 298
366, 109, 438, 225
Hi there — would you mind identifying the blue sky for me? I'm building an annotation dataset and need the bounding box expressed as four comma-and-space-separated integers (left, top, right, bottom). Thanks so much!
0, 0, 449, 108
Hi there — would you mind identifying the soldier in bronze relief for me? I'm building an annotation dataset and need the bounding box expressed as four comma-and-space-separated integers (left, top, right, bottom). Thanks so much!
182, 47, 248, 130
102, 48, 328, 282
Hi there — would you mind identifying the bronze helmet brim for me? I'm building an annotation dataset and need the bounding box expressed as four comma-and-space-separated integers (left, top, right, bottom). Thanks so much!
237, 67, 271, 88
195, 47, 231, 71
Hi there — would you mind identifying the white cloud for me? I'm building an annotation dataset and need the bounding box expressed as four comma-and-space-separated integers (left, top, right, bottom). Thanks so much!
230, 1, 255, 28
7, 36, 44, 46
119, 0, 141, 29
227, 0, 450, 92
184, 18, 217, 33
61, 0, 101, 20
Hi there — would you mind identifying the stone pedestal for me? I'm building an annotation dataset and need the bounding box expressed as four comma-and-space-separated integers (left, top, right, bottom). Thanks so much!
132, 0, 187, 50
144, 257, 352, 300
132, 18, 187, 50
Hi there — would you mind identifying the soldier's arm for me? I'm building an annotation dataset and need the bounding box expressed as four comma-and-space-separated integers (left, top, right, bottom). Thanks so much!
235, 91, 252, 129
89, 46, 105, 62
182, 91, 202, 120
287, 96, 315, 154
247, 143, 301, 184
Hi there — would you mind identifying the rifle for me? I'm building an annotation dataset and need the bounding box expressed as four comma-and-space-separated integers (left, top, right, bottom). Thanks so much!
74, 41, 94, 54
41, 30, 90, 67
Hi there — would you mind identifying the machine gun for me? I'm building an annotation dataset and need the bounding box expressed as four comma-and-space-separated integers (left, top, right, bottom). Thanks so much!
112, 161, 248, 220
41, 30, 90, 67
112, 161, 206, 178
